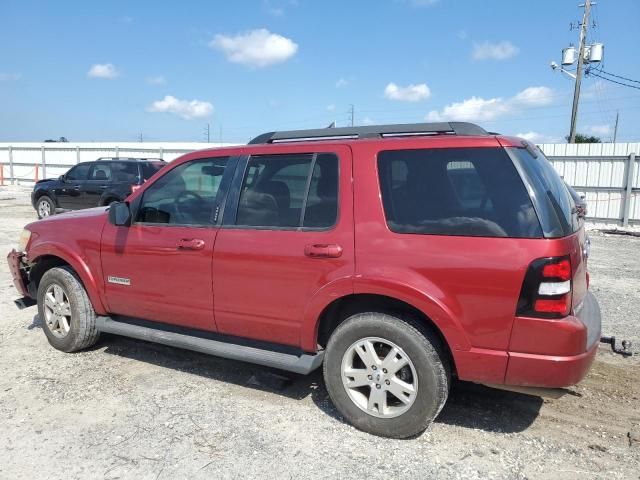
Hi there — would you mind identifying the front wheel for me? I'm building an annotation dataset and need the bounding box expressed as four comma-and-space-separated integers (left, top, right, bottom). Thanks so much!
323, 312, 450, 438
36, 195, 55, 219
37, 266, 100, 352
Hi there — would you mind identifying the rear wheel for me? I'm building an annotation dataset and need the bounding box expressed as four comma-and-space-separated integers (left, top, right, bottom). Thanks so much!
323, 312, 450, 438
37, 266, 100, 353
36, 196, 55, 219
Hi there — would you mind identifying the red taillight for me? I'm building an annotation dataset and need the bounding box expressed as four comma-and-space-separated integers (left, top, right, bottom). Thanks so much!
534, 294, 571, 316
517, 256, 573, 319
542, 259, 571, 281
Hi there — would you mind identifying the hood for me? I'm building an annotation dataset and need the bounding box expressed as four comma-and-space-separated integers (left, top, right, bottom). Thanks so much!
35, 177, 59, 185
27, 206, 109, 231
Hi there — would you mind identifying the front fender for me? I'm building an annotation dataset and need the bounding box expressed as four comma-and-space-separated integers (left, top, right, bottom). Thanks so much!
28, 241, 107, 314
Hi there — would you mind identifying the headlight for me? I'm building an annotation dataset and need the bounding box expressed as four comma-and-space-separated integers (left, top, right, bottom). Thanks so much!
18, 229, 31, 251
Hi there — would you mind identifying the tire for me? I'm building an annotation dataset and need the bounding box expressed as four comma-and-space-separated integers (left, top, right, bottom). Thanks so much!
37, 266, 100, 353
36, 195, 55, 219
323, 312, 450, 439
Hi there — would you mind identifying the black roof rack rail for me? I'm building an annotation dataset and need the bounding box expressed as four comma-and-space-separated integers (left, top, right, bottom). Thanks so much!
95, 157, 166, 162
248, 122, 489, 145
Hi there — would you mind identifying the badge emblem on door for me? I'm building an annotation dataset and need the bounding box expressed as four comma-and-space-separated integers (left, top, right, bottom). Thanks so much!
107, 275, 131, 286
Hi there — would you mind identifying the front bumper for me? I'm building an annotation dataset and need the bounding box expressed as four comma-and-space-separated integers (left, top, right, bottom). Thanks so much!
505, 291, 602, 388
7, 249, 31, 298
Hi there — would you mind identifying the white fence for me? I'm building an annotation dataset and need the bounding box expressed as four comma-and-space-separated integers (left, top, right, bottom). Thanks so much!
0, 141, 638, 225
538, 143, 639, 226
0, 142, 236, 184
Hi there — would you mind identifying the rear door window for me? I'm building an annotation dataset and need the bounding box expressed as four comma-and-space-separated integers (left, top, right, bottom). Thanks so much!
111, 162, 139, 183
378, 147, 542, 238
234, 153, 339, 229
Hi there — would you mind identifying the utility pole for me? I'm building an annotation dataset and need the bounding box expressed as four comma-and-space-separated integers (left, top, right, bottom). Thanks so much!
568, 0, 592, 143
348, 104, 354, 127
138, 132, 143, 142
613, 111, 619, 143
204, 123, 210, 143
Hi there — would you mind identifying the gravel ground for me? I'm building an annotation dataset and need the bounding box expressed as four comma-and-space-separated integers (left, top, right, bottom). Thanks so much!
0, 184, 639, 480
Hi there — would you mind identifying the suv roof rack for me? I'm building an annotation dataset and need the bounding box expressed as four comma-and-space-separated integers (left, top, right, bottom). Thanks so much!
95, 157, 165, 162
248, 122, 489, 145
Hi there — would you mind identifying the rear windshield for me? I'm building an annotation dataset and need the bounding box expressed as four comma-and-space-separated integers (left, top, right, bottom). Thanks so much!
506, 147, 579, 238
377, 147, 543, 238
141, 162, 166, 180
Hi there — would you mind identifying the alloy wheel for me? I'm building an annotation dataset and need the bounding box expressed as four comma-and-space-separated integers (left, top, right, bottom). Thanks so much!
43, 283, 72, 338
341, 337, 418, 418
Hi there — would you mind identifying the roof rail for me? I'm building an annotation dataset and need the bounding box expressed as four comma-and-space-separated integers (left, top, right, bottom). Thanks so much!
95, 157, 165, 162
248, 122, 489, 145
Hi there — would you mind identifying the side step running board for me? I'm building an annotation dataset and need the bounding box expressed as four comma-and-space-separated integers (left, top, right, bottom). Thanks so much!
95, 316, 324, 375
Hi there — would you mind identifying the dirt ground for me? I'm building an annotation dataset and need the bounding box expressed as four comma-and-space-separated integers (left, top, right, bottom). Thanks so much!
1, 184, 639, 480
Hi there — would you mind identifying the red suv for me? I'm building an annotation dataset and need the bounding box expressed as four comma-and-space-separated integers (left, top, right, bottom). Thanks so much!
8, 122, 601, 438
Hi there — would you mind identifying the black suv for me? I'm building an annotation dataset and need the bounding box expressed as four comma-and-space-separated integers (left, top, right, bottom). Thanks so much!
32, 158, 166, 218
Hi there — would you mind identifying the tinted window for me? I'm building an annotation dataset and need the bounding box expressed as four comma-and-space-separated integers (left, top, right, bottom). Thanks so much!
88, 163, 112, 181
378, 148, 542, 238
303, 154, 339, 228
141, 162, 166, 180
235, 153, 339, 229
137, 157, 228, 225
112, 162, 139, 183
507, 147, 579, 238
65, 163, 91, 181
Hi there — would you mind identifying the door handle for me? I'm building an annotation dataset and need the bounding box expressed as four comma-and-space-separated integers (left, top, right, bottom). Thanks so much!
304, 244, 343, 258
177, 238, 205, 250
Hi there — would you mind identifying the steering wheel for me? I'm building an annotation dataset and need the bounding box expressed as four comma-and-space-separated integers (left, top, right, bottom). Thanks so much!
175, 190, 205, 221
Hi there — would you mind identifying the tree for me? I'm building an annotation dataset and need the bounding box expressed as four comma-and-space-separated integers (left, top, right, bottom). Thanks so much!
566, 133, 601, 143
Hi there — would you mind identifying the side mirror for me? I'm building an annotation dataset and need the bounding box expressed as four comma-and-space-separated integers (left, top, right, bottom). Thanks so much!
108, 202, 132, 227
59, 175, 66, 182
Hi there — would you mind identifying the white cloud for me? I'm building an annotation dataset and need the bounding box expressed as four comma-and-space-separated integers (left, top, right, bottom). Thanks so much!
326, 104, 336, 112
515, 131, 562, 144
427, 96, 509, 122
0, 72, 21, 81
472, 41, 519, 61
146, 75, 166, 85
384, 82, 431, 102
427, 86, 554, 123
511, 86, 555, 106
336, 77, 348, 88
362, 117, 375, 126
87, 64, 119, 79
147, 95, 213, 120
586, 124, 611, 136
209, 29, 298, 68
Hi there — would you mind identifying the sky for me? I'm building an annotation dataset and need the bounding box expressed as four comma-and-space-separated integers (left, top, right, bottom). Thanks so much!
1, 0, 639, 144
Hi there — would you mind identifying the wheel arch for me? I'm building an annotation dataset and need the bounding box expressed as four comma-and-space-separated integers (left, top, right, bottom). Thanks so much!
28, 247, 107, 314
307, 291, 466, 377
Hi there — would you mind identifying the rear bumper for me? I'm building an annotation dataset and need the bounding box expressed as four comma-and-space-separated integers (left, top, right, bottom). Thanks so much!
505, 291, 602, 388
7, 249, 31, 298
505, 340, 598, 387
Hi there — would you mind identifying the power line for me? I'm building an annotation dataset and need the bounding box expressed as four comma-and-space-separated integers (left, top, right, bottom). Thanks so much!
598, 70, 640, 85
588, 71, 640, 90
